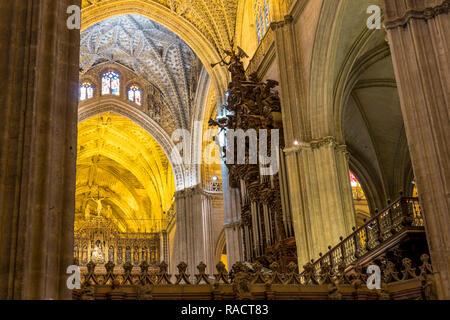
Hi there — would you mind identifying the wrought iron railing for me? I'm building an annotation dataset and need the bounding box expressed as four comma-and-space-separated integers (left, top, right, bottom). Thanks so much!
302, 197, 424, 276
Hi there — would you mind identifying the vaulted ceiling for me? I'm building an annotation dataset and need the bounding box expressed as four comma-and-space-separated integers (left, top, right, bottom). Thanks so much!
341, 21, 412, 210
76, 113, 175, 233
80, 14, 203, 128
81, 0, 238, 54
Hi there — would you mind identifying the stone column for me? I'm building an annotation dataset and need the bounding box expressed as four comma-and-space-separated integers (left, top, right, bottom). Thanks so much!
172, 186, 216, 275
284, 138, 356, 268
382, 0, 450, 299
221, 165, 243, 267
201, 192, 216, 274
273, 15, 356, 268
0, 0, 80, 299
272, 15, 306, 146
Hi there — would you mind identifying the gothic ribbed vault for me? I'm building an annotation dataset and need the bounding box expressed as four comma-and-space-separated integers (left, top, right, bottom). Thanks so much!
80, 14, 203, 128
76, 113, 175, 233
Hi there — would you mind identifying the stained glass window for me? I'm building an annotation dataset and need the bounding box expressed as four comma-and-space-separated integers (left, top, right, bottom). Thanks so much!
79, 82, 94, 101
255, 0, 271, 43
350, 171, 359, 187
350, 171, 370, 227
128, 85, 142, 105
349, 171, 367, 200
102, 71, 120, 96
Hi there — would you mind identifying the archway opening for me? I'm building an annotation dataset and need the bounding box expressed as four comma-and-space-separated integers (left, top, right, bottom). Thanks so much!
74, 113, 175, 268
349, 171, 370, 228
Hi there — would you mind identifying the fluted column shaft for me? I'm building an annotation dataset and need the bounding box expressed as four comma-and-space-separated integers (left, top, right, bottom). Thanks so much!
284, 139, 356, 267
221, 165, 243, 267
172, 186, 215, 275
274, 15, 356, 268
0, 0, 80, 299
382, 0, 450, 299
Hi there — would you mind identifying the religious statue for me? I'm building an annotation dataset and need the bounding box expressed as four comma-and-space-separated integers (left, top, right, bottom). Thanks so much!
84, 204, 91, 220
125, 247, 131, 263
105, 205, 113, 219
134, 247, 140, 265
91, 246, 105, 264
211, 45, 248, 85
142, 247, 148, 263
90, 196, 107, 216
91, 240, 105, 264
82, 245, 88, 265
117, 247, 123, 264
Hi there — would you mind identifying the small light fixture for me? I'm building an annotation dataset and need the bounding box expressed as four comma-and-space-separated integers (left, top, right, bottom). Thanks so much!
212, 176, 219, 181
293, 140, 299, 146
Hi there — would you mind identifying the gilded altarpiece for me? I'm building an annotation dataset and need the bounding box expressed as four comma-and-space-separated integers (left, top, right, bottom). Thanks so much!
74, 217, 162, 273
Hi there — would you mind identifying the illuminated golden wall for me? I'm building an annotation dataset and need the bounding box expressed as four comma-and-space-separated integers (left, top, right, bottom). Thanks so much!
75, 113, 175, 234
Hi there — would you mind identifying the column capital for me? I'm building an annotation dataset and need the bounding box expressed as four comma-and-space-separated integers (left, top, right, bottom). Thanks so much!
383, 0, 449, 29
224, 221, 241, 229
270, 14, 294, 31
174, 184, 204, 198
283, 136, 347, 155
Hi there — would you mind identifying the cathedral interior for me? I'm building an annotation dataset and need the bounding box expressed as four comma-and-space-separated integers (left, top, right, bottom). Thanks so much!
0, 0, 449, 301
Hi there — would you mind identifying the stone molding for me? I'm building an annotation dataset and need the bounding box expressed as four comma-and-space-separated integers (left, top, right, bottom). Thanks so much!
175, 184, 219, 198
384, 0, 449, 29
224, 221, 241, 229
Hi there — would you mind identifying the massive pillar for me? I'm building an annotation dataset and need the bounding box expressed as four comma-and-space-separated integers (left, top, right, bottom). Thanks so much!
172, 186, 216, 275
0, 0, 80, 299
382, 0, 450, 299
283, 139, 356, 267
222, 165, 243, 268
274, 16, 356, 268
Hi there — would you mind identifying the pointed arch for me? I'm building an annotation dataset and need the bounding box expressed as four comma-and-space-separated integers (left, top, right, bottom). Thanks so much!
81, 1, 228, 106
78, 100, 186, 191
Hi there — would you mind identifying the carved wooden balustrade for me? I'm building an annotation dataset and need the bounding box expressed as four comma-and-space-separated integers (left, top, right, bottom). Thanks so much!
302, 197, 425, 277
73, 250, 436, 300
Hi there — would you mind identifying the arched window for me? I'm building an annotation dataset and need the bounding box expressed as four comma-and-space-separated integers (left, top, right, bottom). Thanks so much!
102, 71, 120, 96
128, 85, 142, 105
350, 171, 359, 188
255, 0, 271, 43
350, 171, 370, 227
79, 82, 94, 101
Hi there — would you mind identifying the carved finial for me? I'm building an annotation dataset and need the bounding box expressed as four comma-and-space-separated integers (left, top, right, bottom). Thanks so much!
159, 261, 168, 273
216, 261, 227, 274
197, 261, 207, 274
177, 262, 188, 274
